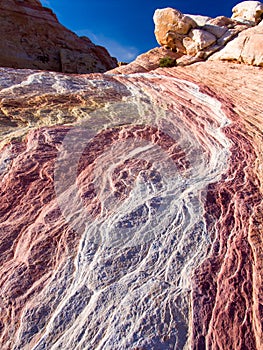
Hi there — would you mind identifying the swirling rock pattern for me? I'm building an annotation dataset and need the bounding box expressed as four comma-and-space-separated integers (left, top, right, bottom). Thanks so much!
0, 61, 262, 349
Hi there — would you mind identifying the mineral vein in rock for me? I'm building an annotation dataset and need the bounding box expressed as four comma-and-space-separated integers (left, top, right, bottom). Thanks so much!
0, 61, 262, 350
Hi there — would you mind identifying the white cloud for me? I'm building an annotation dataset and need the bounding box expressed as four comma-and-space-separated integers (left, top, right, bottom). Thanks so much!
40, 0, 51, 6
75, 30, 139, 63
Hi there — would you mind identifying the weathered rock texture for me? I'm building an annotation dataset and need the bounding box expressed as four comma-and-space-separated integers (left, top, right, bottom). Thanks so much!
209, 23, 263, 66
109, 46, 182, 74
231, 0, 263, 24
0, 0, 117, 73
153, 1, 263, 67
154, 8, 197, 49
0, 2, 262, 350
0, 59, 262, 349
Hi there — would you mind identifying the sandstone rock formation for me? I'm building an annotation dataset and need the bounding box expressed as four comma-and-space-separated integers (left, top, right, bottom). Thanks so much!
232, 0, 263, 24
209, 21, 263, 65
0, 0, 117, 73
185, 14, 212, 27
154, 7, 197, 51
0, 2, 262, 350
153, 1, 263, 67
0, 61, 262, 350
109, 46, 182, 74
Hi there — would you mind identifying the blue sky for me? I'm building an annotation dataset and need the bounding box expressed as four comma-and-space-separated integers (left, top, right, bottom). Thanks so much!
40, 1, 240, 62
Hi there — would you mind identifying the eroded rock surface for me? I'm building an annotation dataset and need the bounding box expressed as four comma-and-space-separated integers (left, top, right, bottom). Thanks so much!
153, 1, 263, 66
154, 7, 197, 46
231, 0, 263, 24
109, 47, 182, 74
209, 23, 263, 66
0, 60, 262, 349
0, 1, 262, 350
0, 0, 117, 73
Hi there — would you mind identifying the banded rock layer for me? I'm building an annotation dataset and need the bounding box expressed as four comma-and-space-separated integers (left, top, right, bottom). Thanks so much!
0, 60, 262, 350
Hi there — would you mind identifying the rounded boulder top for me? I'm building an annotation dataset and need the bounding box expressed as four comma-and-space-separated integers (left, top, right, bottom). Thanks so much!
231, 0, 263, 24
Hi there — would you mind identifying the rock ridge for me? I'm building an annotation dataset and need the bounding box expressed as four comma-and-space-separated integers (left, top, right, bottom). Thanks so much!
0, 1, 262, 350
0, 0, 117, 73
111, 0, 263, 74
153, 1, 263, 67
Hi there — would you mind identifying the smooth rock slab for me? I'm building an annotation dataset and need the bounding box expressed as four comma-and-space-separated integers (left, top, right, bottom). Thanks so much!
209, 24, 263, 66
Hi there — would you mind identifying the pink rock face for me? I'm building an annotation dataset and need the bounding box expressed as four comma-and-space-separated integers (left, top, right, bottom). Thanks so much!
110, 47, 182, 74
0, 61, 262, 349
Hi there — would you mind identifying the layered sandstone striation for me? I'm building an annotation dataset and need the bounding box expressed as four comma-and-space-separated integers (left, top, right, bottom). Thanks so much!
0, 1, 262, 350
0, 61, 262, 349
0, 0, 117, 73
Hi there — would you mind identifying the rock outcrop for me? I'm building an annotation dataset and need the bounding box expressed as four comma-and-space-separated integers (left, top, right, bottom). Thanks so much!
0, 2, 262, 350
153, 1, 263, 67
154, 8, 197, 51
0, 62, 262, 350
109, 46, 182, 74
231, 0, 263, 24
209, 21, 263, 65
0, 0, 117, 73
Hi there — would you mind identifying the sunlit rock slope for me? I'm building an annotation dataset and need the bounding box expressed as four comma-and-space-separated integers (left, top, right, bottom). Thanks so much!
0, 0, 117, 73
0, 59, 262, 350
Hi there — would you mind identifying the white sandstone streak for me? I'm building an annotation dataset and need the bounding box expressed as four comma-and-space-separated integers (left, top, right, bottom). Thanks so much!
14, 72, 232, 350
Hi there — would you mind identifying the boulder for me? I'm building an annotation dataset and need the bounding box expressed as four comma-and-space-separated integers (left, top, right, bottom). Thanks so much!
209, 24, 263, 66
188, 29, 217, 50
153, 4, 258, 65
153, 8, 196, 48
231, 1, 263, 24
185, 14, 212, 26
